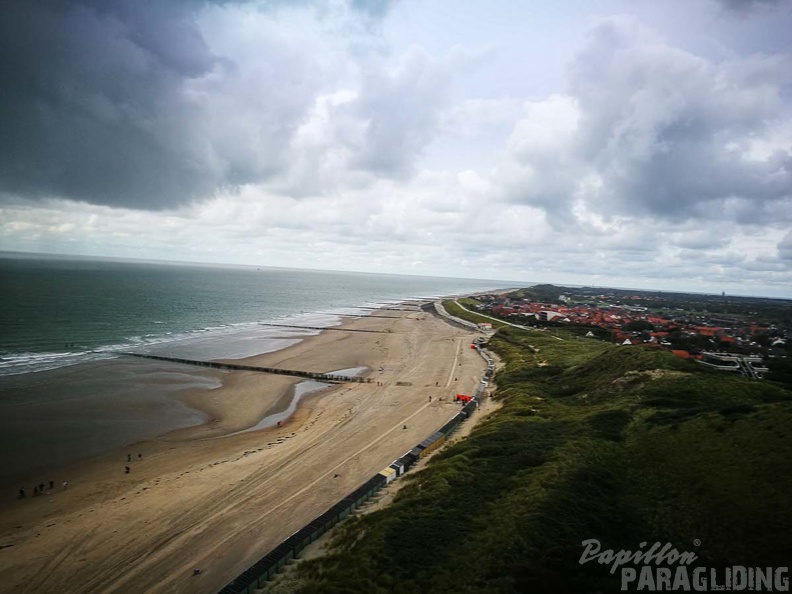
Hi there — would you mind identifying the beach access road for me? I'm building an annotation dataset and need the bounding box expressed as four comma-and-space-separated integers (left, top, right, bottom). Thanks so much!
0, 308, 486, 594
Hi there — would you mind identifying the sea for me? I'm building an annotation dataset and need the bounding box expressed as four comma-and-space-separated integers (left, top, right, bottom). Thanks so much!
0, 252, 514, 487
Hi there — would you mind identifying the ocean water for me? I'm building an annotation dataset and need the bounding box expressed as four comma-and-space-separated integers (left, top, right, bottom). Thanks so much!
0, 252, 513, 376
0, 253, 513, 486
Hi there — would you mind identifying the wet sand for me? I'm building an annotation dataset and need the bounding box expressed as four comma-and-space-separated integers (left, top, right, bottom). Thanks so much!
0, 359, 222, 488
0, 306, 487, 594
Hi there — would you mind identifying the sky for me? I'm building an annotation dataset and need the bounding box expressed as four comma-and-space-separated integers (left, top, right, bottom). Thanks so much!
0, 0, 791, 297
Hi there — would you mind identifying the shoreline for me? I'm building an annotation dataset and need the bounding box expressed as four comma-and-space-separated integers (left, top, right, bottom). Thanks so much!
0, 300, 417, 491
0, 298, 407, 491
0, 301, 487, 594
0, 308, 382, 506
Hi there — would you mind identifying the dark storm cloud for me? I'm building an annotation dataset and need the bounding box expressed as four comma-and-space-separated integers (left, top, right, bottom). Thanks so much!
716, 0, 783, 13
0, 0, 389, 210
0, 0, 226, 209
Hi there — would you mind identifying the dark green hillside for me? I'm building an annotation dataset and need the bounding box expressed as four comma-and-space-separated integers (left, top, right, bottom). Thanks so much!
287, 327, 792, 594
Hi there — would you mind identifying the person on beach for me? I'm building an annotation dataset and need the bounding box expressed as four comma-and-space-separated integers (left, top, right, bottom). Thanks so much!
127, 454, 132, 462
19, 487, 25, 499
125, 466, 130, 474
62, 481, 68, 489
39, 482, 45, 493
138, 453, 142, 459
49, 480, 54, 490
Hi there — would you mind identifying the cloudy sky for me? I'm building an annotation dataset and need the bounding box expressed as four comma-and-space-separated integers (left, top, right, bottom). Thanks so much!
1, 0, 791, 296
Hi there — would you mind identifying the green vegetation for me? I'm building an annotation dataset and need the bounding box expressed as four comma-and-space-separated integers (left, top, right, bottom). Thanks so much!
458, 296, 483, 310
766, 357, 792, 390
287, 324, 792, 594
442, 299, 508, 329
504, 284, 567, 304
442, 299, 571, 342
624, 320, 654, 332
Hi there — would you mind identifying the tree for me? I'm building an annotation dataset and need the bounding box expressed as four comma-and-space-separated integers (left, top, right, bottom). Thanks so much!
624, 320, 654, 332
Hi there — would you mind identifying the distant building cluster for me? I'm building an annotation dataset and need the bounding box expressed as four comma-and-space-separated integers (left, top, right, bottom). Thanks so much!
472, 288, 789, 379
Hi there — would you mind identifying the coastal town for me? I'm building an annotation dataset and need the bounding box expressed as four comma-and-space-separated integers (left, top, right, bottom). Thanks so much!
467, 285, 791, 379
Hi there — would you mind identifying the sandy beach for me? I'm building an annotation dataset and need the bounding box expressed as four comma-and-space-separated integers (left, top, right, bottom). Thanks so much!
0, 306, 487, 593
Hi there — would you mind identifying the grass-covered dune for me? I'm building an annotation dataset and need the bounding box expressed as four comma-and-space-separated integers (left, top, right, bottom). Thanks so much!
282, 322, 792, 594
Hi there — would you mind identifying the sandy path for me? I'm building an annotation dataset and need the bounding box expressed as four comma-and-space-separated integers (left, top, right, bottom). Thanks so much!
0, 309, 485, 594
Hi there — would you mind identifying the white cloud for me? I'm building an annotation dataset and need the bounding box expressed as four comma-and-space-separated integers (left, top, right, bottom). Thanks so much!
1, 1, 791, 297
